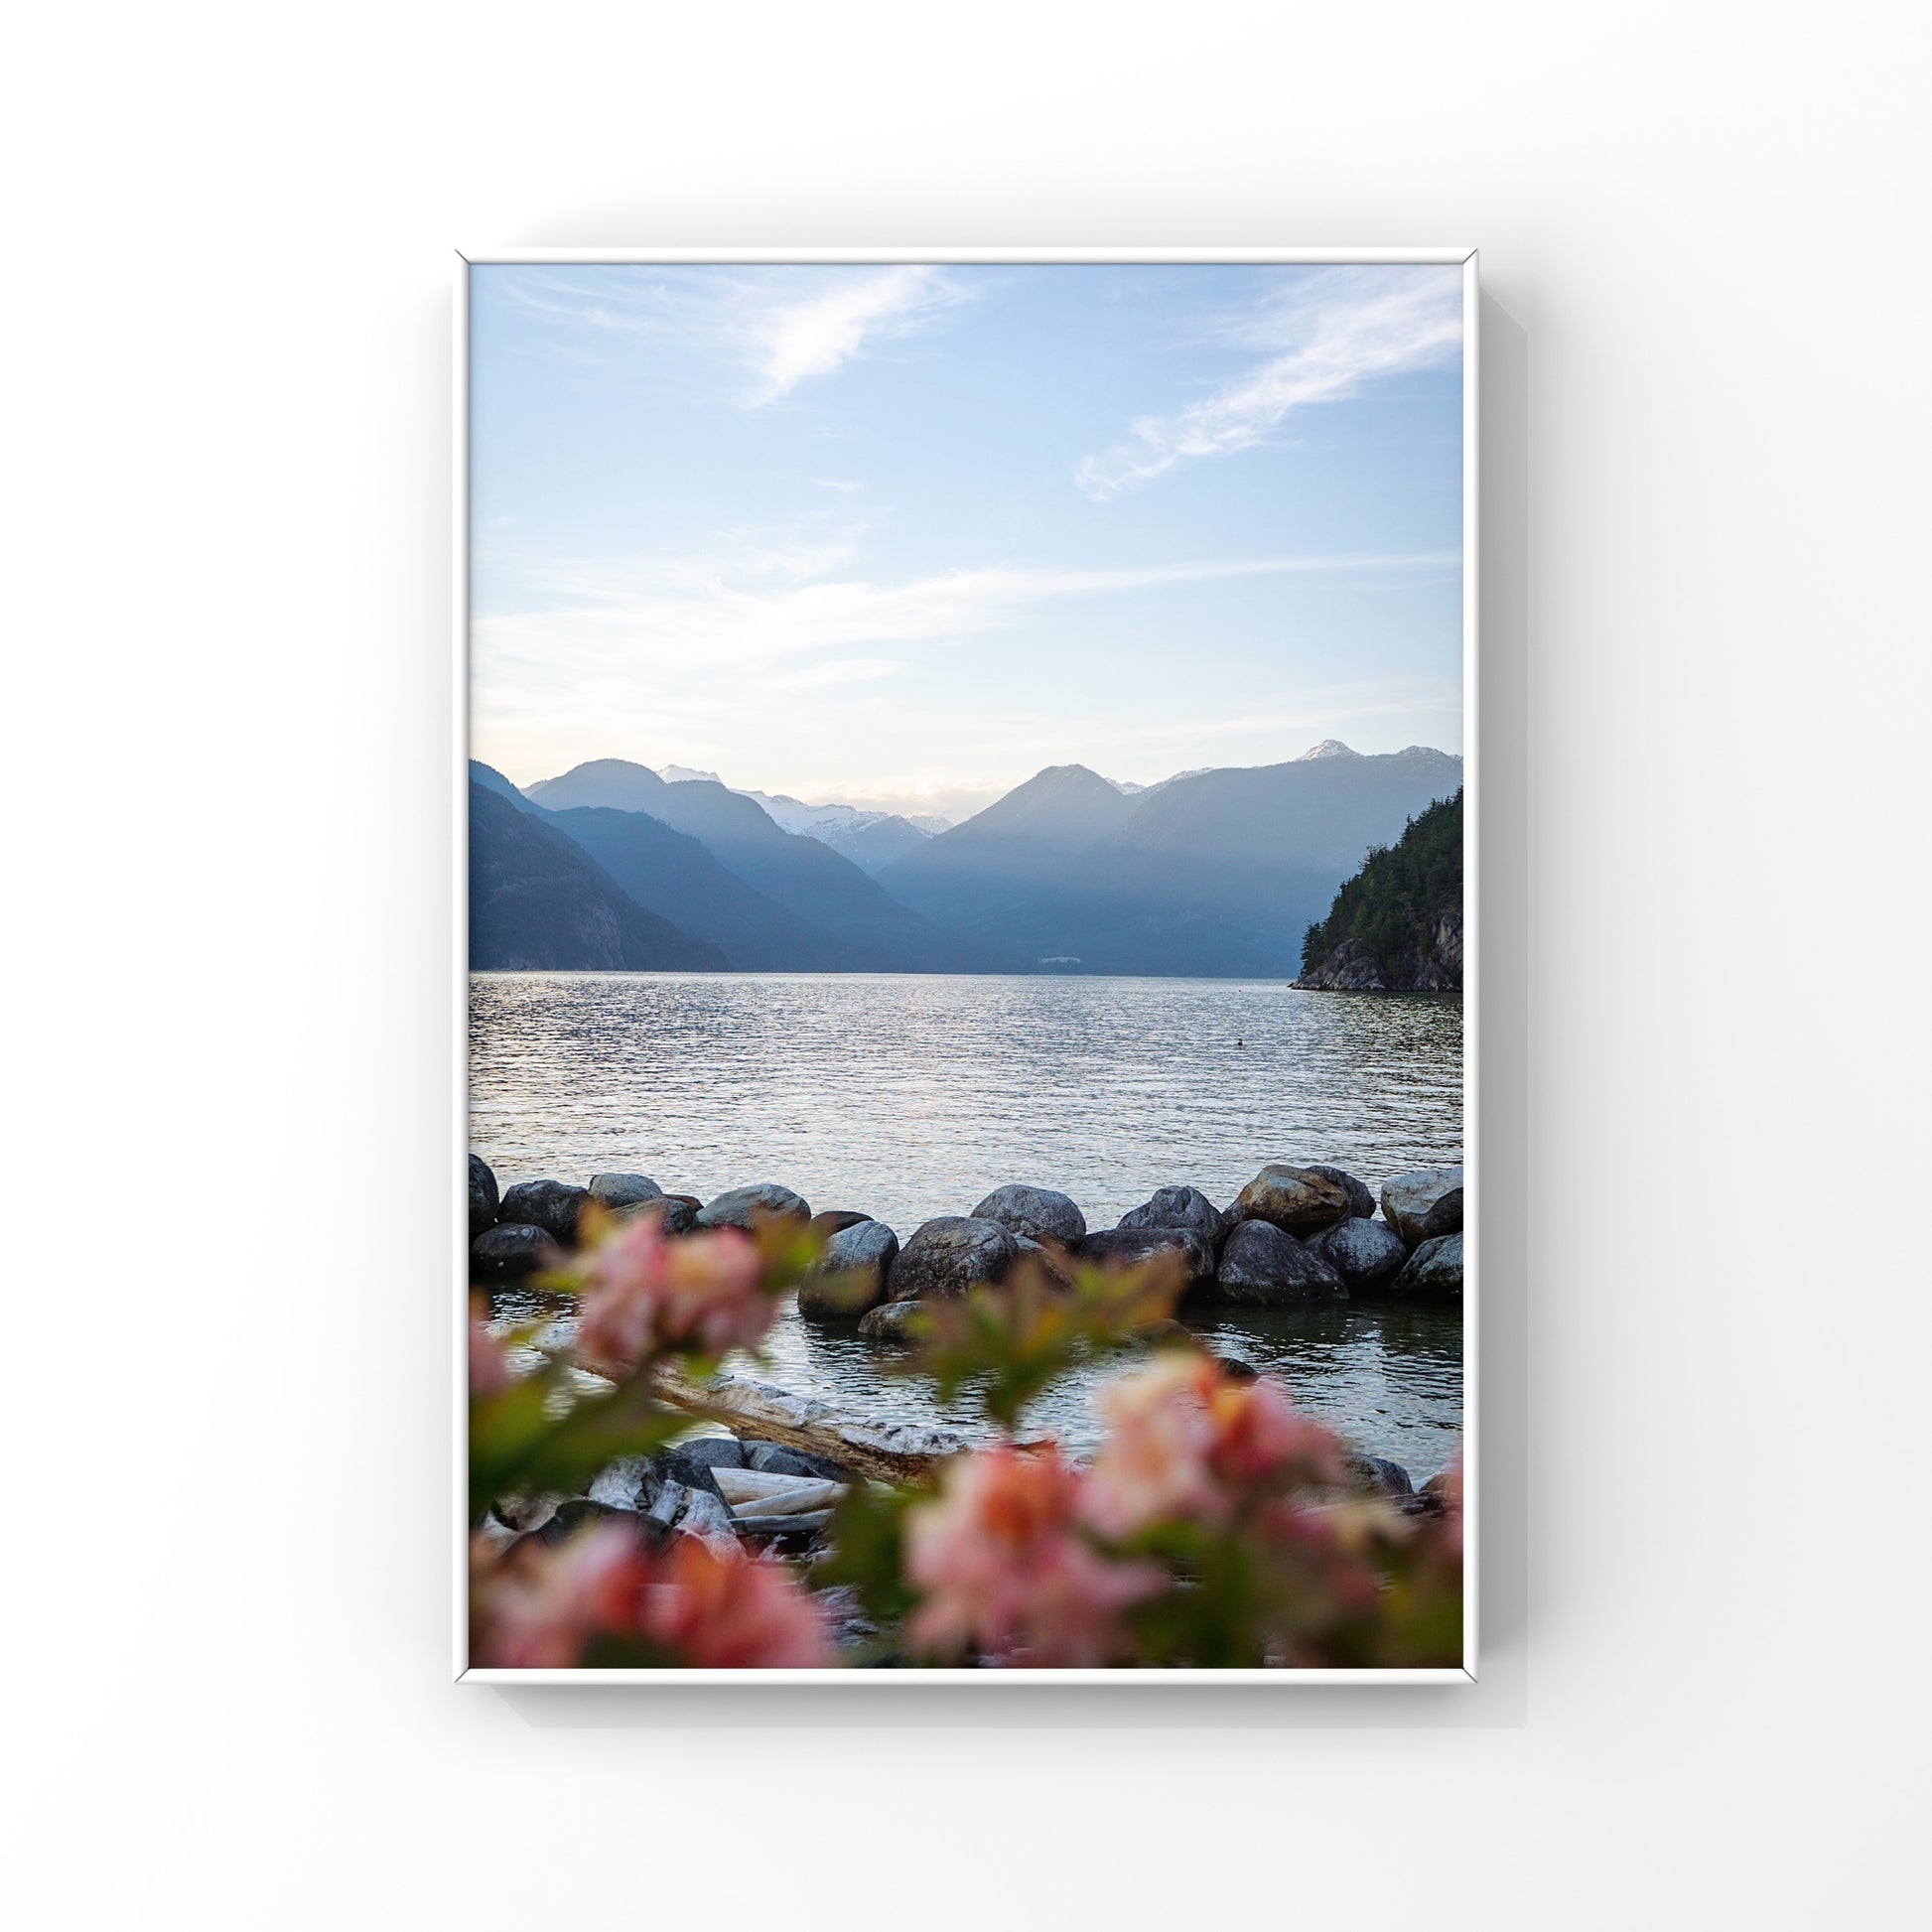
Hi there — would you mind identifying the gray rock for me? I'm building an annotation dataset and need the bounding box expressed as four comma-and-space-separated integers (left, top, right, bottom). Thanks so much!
663, 1436, 745, 1474
798, 1218, 898, 1321
695, 1182, 812, 1232
807, 1209, 873, 1243
858, 1299, 929, 1343
470, 1154, 500, 1238
1079, 1225, 1215, 1292
1012, 1233, 1076, 1288
1302, 1163, 1376, 1221
1343, 1453, 1415, 1498
614, 1194, 698, 1236
1392, 1230, 1463, 1298
471, 1222, 562, 1286
588, 1172, 663, 1209
1214, 1352, 1262, 1382
891, 1215, 1019, 1301
1421, 1186, 1464, 1240
1225, 1164, 1354, 1236
497, 1178, 592, 1245
745, 1442, 858, 1482
534, 1498, 663, 1551
1380, 1168, 1464, 1245
1116, 1185, 1228, 1252
642, 1478, 690, 1531
1215, 1219, 1348, 1307
1307, 1215, 1410, 1294
970, 1183, 1087, 1247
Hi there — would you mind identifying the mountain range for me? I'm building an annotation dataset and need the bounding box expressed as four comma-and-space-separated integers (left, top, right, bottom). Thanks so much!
472, 743, 1463, 979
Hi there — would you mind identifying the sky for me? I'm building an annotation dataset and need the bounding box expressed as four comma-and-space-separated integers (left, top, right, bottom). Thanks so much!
469, 260, 1465, 821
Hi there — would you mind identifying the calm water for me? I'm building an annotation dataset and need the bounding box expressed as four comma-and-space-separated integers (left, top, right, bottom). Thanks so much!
472, 973, 1465, 1477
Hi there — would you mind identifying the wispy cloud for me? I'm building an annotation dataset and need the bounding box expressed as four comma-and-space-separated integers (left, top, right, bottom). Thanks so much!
1077, 266, 1463, 497
476, 545, 1458, 685
489, 264, 970, 408
752, 265, 967, 402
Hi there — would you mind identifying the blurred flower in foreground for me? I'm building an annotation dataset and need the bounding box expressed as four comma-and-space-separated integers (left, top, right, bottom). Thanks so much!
1081, 1353, 1347, 1539
903, 1445, 1159, 1667
474, 1523, 834, 1669
576, 1219, 774, 1369
469, 1310, 512, 1397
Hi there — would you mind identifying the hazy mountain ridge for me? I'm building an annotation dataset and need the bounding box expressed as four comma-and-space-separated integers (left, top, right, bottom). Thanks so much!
469, 779, 727, 972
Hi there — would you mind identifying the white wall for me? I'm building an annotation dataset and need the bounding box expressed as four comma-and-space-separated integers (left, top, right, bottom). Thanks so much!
8, 4, 1925, 1925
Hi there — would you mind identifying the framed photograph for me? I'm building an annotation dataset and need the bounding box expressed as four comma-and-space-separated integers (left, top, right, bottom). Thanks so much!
457, 248, 1477, 1682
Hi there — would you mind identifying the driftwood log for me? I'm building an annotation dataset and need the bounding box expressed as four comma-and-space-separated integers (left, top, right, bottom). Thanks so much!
648, 1362, 970, 1483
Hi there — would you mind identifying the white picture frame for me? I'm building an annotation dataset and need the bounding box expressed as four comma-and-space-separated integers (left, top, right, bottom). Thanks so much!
452, 246, 1479, 1686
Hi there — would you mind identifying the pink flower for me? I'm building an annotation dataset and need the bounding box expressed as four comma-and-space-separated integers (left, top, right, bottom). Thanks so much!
473, 1522, 835, 1670
473, 1522, 647, 1668
637, 1539, 836, 1669
1081, 1354, 1346, 1539
904, 1445, 1158, 1667
576, 1218, 774, 1371
469, 1313, 513, 1397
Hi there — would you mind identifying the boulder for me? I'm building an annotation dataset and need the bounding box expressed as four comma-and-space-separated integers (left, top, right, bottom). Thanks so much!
615, 1195, 697, 1236
662, 1436, 745, 1475
1421, 1186, 1464, 1240
497, 1178, 592, 1245
1214, 1220, 1347, 1307
1079, 1225, 1215, 1293
807, 1209, 873, 1244
890, 1216, 1019, 1301
1343, 1453, 1416, 1498
1012, 1233, 1076, 1289
1214, 1352, 1262, 1382
1225, 1164, 1353, 1236
695, 1182, 811, 1232
469, 1154, 500, 1238
471, 1222, 562, 1287
1302, 1163, 1376, 1221
1116, 1185, 1228, 1252
588, 1172, 663, 1210
798, 1218, 898, 1321
744, 1442, 856, 1482
1380, 1167, 1464, 1246
858, 1300, 929, 1344
1392, 1231, 1463, 1298
1307, 1216, 1410, 1294
970, 1183, 1087, 1247
534, 1497, 664, 1552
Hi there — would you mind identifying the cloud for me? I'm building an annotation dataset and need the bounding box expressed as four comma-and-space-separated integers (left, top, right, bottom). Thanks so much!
752, 265, 966, 402
1077, 266, 1464, 497
769, 656, 903, 692
488, 263, 968, 408
475, 546, 1458, 689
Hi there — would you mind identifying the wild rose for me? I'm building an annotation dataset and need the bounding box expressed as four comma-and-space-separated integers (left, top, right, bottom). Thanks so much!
1081, 1354, 1347, 1540
636, 1538, 835, 1669
473, 1522, 648, 1669
474, 1523, 834, 1669
576, 1218, 774, 1370
469, 1311, 513, 1397
903, 1445, 1158, 1667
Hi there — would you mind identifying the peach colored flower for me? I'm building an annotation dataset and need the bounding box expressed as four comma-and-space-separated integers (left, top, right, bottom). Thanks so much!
577, 1218, 774, 1370
1081, 1354, 1347, 1539
469, 1312, 513, 1397
473, 1522, 835, 1669
904, 1445, 1159, 1667
637, 1539, 836, 1669
474, 1522, 647, 1668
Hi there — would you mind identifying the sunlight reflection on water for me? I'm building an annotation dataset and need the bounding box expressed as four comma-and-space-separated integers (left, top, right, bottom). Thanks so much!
472, 973, 1464, 1476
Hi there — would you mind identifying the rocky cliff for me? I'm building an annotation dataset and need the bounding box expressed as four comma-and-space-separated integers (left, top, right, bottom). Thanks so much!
1294, 789, 1462, 992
